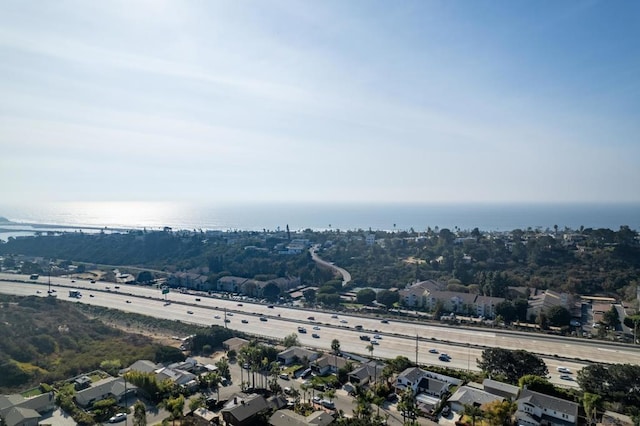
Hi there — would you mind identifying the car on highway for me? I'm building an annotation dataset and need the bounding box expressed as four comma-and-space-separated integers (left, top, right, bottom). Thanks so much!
237, 303, 243, 306
227, 313, 234, 316
373, 334, 382, 339
114, 285, 120, 289
557, 367, 571, 374
214, 315, 221, 319
89, 294, 94, 297
36, 290, 41, 294
360, 335, 370, 341
313, 326, 320, 330
268, 305, 274, 308
298, 326, 307, 333
260, 317, 268, 321
195, 298, 201, 301
307, 316, 315, 320
312, 333, 320, 338
380, 319, 389, 324
429, 348, 439, 354
340, 320, 348, 324
90, 280, 96, 283
560, 374, 573, 380
371, 340, 379, 345
354, 325, 363, 330
439, 354, 450, 362
71, 280, 76, 283
331, 315, 338, 319
108, 413, 126, 423
241, 319, 249, 324
126, 300, 131, 304
225, 319, 231, 323
187, 310, 193, 314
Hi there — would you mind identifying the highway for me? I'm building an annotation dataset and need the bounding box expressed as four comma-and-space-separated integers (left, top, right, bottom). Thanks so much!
3, 273, 640, 388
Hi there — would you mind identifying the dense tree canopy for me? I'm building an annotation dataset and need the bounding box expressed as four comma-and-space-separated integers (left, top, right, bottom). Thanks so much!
477, 348, 548, 384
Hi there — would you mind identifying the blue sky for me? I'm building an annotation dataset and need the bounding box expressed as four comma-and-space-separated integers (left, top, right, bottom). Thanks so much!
1, 0, 639, 204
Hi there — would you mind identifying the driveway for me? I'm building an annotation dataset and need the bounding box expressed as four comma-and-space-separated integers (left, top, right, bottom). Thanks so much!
38, 408, 76, 426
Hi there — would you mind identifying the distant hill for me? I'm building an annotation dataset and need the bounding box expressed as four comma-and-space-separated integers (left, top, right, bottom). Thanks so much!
0, 216, 11, 223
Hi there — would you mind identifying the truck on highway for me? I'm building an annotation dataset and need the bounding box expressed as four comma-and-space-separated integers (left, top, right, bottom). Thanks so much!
68, 290, 81, 298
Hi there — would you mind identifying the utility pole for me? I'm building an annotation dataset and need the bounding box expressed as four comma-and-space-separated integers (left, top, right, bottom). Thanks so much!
415, 334, 418, 365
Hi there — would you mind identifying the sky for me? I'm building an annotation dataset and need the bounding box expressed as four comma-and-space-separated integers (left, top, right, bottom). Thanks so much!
1, 0, 639, 205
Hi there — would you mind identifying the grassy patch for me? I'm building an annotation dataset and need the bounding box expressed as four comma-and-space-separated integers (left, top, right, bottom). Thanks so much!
21, 387, 43, 398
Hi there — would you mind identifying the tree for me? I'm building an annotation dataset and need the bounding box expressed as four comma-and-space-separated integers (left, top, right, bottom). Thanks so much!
356, 288, 376, 305
583, 392, 601, 426
376, 289, 399, 309
283, 333, 300, 348
546, 305, 572, 327
481, 400, 515, 425
262, 282, 281, 301
303, 289, 316, 304
133, 400, 147, 426
494, 301, 517, 324
397, 388, 417, 425
331, 339, 341, 355
518, 375, 555, 394
463, 403, 484, 426
601, 306, 620, 329
477, 348, 548, 384
136, 271, 154, 283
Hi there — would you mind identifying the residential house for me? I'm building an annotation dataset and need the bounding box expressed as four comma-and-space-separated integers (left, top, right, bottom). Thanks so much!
277, 347, 319, 366
0, 393, 55, 426
75, 377, 137, 408
221, 393, 270, 426
124, 359, 161, 374
448, 386, 504, 414
167, 271, 209, 290
399, 280, 444, 308
223, 337, 250, 353
155, 367, 197, 387
475, 295, 505, 319
483, 379, 520, 401
269, 409, 335, 426
599, 410, 634, 426
424, 291, 478, 316
218, 276, 250, 293
395, 368, 461, 397
527, 290, 571, 322
73, 375, 92, 390
348, 361, 385, 387
515, 389, 579, 426
310, 355, 350, 377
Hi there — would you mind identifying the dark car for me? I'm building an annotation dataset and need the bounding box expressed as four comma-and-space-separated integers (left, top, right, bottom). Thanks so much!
312, 333, 320, 338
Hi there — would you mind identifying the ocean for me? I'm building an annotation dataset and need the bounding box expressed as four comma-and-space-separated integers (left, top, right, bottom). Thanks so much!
1, 202, 639, 240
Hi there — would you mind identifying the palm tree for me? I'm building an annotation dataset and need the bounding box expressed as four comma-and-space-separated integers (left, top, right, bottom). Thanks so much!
132, 400, 146, 426
331, 339, 341, 374
463, 403, 484, 426
366, 344, 374, 359
397, 388, 417, 425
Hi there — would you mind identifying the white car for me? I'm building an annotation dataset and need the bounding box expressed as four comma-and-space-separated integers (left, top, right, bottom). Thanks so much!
371, 340, 379, 345
557, 367, 571, 374
109, 413, 127, 423
373, 334, 382, 339
214, 315, 221, 319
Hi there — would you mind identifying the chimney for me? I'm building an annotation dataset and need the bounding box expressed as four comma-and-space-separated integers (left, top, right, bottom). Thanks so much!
241, 400, 245, 405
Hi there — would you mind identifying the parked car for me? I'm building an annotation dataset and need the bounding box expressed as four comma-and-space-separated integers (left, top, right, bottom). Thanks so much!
109, 413, 126, 423
279, 373, 290, 380
321, 400, 335, 409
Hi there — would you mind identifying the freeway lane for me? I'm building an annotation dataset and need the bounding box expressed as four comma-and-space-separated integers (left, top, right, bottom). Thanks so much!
2, 274, 640, 385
